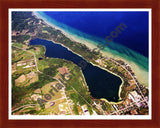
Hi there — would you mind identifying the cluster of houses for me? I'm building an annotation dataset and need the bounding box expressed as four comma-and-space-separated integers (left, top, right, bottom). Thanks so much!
111, 90, 148, 115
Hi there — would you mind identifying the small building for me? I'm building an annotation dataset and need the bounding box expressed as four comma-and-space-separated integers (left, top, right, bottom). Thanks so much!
81, 105, 90, 115
123, 98, 131, 106
59, 102, 70, 115
128, 91, 142, 104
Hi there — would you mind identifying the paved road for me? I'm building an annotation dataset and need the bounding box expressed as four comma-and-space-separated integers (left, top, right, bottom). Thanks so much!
111, 59, 144, 99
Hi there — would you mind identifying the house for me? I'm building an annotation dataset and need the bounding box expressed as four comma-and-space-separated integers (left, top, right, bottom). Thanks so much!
128, 91, 142, 105
81, 105, 90, 115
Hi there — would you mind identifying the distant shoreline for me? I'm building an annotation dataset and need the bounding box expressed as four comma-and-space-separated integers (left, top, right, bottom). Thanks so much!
32, 11, 149, 87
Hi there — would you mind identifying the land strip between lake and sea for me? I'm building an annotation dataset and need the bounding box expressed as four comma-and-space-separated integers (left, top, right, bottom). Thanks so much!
11, 11, 149, 116
33, 11, 149, 87
32, 12, 148, 102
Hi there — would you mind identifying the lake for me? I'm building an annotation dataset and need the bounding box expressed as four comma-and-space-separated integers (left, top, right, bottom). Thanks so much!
30, 38, 122, 102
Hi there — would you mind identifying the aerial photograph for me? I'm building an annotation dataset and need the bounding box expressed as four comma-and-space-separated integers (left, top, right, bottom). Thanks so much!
10, 9, 151, 119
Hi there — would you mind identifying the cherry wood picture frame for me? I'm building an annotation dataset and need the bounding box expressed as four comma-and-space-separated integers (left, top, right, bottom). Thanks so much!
0, 0, 160, 128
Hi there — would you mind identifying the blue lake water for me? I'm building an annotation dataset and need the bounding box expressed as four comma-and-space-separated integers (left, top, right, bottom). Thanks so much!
30, 38, 122, 102
35, 11, 149, 73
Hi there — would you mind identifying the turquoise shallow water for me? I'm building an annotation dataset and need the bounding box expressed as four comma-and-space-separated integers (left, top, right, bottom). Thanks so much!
43, 11, 149, 57
35, 12, 148, 70
34, 11, 149, 85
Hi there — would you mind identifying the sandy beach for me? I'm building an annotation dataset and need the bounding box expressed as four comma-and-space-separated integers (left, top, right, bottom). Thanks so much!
101, 50, 149, 87
33, 11, 97, 50
90, 61, 124, 102
33, 11, 149, 87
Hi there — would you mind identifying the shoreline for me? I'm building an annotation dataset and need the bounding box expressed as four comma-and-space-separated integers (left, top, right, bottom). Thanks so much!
31, 12, 148, 103
33, 11, 149, 87
30, 38, 124, 104
33, 12, 99, 50
90, 62, 124, 101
